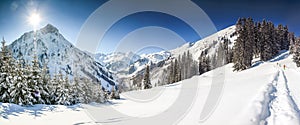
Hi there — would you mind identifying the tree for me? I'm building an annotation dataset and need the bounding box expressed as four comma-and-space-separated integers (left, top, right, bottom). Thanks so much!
253, 22, 262, 58
53, 71, 71, 105
276, 25, 290, 50
9, 60, 34, 105
289, 32, 296, 54
233, 18, 248, 71
143, 65, 152, 89
27, 55, 43, 104
244, 17, 254, 67
110, 85, 120, 99
293, 38, 300, 67
0, 38, 11, 102
71, 75, 84, 104
168, 60, 174, 84
40, 59, 51, 104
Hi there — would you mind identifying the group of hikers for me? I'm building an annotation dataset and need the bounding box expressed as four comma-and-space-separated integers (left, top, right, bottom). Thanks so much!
277, 63, 287, 70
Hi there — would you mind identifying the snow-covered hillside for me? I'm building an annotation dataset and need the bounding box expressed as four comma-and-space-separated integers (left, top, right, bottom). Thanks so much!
8, 24, 117, 90
170, 25, 236, 60
2, 51, 299, 125
98, 26, 236, 90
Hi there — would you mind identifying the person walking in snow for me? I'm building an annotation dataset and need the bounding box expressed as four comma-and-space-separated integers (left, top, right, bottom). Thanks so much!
283, 64, 286, 70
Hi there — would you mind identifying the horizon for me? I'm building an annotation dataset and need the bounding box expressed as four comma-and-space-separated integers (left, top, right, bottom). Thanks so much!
1, 0, 300, 54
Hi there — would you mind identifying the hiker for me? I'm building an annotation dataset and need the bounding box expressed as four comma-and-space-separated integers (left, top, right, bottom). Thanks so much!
283, 64, 286, 70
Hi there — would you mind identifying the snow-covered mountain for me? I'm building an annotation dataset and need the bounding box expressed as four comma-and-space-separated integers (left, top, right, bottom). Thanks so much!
96, 51, 171, 76
170, 25, 236, 59
98, 25, 236, 90
95, 52, 141, 74
8, 24, 117, 90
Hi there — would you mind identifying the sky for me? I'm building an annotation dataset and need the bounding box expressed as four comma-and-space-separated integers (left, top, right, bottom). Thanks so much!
0, 0, 300, 54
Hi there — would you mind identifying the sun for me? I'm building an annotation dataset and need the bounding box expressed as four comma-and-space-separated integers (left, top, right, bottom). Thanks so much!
28, 13, 41, 26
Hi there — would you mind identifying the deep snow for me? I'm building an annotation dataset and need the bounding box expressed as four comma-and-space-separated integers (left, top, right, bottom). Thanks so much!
1, 51, 299, 125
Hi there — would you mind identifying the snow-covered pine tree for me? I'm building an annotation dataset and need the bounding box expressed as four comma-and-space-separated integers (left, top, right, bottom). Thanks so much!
289, 32, 296, 54
0, 38, 14, 103
81, 78, 92, 103
253, 22, 261, 58
244, 18, 254, 68
198, 51, 211, 75
186, 51, 192, 78
269, 22, 280, 56
173, 59, 178, 83
92, 82, 106, 102
293, 37, 300, 67
143, 65, 152, 89
261, 21, 279, 61
198, 52, 205, 75
168, 60, 174, 84
233, 18, 248, 71
71, 75, 84, 104
40, 59, 51, 104
49, 74, 58, 104
28, 55, 44, 104
190, 60, 198, 77
110, 85, 120, 100
280, 25, 290, 50
55, 71, 71, 105
180, 53, 184, 80
177, 55, 182, 81
9, 60, 33, 105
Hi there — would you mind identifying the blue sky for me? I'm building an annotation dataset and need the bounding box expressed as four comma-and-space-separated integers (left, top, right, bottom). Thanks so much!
0, 0, 300, 54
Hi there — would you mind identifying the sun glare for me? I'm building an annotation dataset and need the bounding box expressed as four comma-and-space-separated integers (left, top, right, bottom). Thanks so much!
28, 13, 41, 26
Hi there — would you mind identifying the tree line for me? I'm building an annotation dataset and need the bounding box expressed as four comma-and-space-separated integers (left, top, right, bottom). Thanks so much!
233, 17, 294, 71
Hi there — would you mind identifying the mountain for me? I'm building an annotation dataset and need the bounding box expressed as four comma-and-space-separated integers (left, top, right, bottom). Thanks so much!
95, 52, 141, 74
8, 24, 117, 90
98, 25, 236, 90
96, 51, 171, 76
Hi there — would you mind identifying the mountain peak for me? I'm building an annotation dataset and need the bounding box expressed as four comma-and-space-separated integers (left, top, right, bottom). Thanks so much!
40, 24, 59, 34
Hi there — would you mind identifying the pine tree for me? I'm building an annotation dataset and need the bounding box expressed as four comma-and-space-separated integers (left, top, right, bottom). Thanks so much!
28, 55, 43, 104
40, 59, 51, 104
81, 78, 93, 103
289, 32, 296, 54
244, 18, 254, 67
110, 85, 120, 99
143, 65, 152, 89
168, 60, 174, 84
93, 82, 106, 102
9, 60, 33, 105
232, 18, 245, 71
293, 38, 300, 67
173, 59, 178, 83
71, 76, 84, 104
253, 22, 261, 58
0, 38, 12, 103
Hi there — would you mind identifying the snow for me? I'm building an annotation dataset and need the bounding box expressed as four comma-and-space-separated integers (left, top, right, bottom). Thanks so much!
1, 51, 300, 124
171, 25, 236, 60
0, 103, 94, 125
7, 24, 117, 90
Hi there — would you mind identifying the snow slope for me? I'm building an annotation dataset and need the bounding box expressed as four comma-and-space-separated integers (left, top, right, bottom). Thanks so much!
1, 51, 300, 125
0, 103, 94, 125
87, 51, 300, 125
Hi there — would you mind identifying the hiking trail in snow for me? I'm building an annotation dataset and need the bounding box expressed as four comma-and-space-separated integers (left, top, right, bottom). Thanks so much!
262, 68, 300, 125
